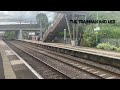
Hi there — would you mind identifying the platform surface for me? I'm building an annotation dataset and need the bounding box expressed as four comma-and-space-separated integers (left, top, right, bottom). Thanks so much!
22, 39, 120, 59
0, 39, 43, 79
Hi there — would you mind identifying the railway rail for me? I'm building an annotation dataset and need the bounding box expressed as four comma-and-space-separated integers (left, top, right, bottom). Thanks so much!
5, 41, 70, 79
4, 39, 120, 79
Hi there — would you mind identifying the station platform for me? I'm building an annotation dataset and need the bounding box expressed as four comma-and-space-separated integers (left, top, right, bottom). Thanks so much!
20, 39, 120, 68
0, 39, 43, 79
22, 39, 120, 59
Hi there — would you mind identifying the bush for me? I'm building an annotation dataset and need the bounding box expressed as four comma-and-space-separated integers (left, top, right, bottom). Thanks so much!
97, 42, 117, 50
111, 45, 118, 50
82, 24, 96, 47
96, 42, 120, 52
116, 47, 120, 52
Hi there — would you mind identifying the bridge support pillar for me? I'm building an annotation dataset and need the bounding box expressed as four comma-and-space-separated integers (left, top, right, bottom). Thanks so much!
15, 30, 22, 40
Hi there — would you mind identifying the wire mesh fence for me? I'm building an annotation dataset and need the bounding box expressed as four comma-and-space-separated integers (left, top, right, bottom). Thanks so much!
100, 38, 120, 47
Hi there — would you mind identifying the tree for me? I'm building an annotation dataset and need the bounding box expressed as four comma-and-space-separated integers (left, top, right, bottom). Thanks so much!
4, 31, 16, 39
81, 11, 120, 47
82, 24, 96, 47
36, 13, 49, 32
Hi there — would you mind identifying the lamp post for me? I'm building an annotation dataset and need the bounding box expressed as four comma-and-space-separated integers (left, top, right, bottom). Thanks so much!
94, 26, 100, 46
64, 29, 66, 44
94, 11, 100, 46
97, 11, 99, 27
75, 17, 78, 41
71, 13, 76, 46
40, 19, 42, 41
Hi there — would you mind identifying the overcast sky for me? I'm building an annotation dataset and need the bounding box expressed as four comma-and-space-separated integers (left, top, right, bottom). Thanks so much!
0, 11, 113, 25
0, 11, 56, 24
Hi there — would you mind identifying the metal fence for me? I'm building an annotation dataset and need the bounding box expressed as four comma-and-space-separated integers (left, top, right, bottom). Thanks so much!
100, 38, 120, 47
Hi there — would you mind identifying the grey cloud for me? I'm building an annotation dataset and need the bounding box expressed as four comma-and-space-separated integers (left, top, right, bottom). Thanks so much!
0, 11, 55, 24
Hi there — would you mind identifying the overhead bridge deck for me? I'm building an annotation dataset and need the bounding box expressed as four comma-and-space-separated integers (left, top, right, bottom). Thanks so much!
16, 39, 120, 69
0, 24, 40, 31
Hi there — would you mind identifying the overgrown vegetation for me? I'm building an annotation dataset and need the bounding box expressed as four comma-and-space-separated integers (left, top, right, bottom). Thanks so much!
96, 42, 120, 52
82, 11, 120, 47
96, 42, 117, 50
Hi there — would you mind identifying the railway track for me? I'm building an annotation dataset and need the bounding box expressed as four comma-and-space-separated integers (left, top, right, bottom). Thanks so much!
5, 40, 70, 79
5, 40, 120, 79
5, 40, 100, 79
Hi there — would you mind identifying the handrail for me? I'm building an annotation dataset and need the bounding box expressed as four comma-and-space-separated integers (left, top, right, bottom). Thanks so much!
45, 13, 61, 33
43, 13, 64, 40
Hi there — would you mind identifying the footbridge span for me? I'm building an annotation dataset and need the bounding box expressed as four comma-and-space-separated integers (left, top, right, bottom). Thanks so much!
0, 24, 40, 39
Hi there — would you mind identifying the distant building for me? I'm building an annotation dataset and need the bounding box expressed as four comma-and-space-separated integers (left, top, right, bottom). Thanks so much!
28, 32, 40, 41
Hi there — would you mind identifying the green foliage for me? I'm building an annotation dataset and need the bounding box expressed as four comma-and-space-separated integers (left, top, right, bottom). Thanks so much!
96, 42, 120, 52
99, 27, 120, 39
96, 42, 117, 50
116, 47, 120, 52
4, 31, 16, 39
36, 13, 49, 30
81, 11, 120, 47
87, 12, 120, 39
22, 31, 28, 39
87, 11, 120, 25
82, 24, 96, 47
58, 31, 70, 38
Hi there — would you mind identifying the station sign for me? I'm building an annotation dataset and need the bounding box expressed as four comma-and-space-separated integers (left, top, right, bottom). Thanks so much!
94, 27, 100, 31
29, 32, 35, 35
